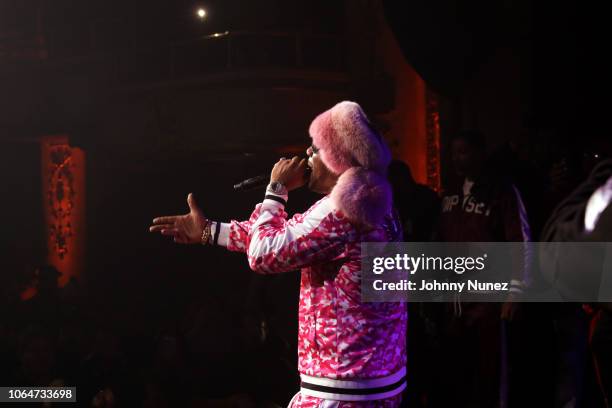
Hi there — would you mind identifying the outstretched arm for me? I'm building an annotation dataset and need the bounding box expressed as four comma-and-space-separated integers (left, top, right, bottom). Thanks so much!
148, 191, 262, 251
149, 156, 310, 252
149, 193, 210, 244
148, 156, 350, 273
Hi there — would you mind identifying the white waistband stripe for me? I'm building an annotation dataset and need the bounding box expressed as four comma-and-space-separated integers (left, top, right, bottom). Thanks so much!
300, 381, 406, 402
299, 367, 407, 402
300, 367, 406, 389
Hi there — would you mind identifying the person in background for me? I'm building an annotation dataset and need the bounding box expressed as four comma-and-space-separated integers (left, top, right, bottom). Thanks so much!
433, 130, 531, 408
541, 158, 612, 408
388, 160, 439, 242
388, 160, 439, 408
486, 125, 587, 408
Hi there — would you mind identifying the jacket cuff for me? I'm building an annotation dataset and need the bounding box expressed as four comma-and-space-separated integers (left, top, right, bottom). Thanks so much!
263, 190, 288, 210
211, 222, 230, 247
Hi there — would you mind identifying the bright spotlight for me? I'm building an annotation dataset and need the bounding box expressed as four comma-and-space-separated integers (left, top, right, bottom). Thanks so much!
196, 8, 207, 19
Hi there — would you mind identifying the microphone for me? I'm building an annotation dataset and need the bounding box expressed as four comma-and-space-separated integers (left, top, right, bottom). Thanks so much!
233, 174, 269, 191
233, 167, 311, 192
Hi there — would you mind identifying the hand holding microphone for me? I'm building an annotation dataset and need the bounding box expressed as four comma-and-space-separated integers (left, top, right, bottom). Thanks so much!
270, 156, 309, 192
233, 156, 310, 191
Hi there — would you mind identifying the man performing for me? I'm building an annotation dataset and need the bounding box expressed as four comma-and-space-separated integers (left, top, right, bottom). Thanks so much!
149, 101, 407, 407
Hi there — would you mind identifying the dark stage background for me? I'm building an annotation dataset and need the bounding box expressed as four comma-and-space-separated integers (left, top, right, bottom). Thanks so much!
0, 0, 605, 407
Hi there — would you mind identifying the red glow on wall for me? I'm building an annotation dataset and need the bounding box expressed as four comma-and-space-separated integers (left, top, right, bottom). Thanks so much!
426, 90, 442, 192
378, 16, 433, 187
41, 136, 86, 288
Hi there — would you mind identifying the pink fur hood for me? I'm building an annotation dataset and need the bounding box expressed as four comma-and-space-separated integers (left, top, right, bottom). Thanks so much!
330, 166, 393, 229
309, 101, 392, 228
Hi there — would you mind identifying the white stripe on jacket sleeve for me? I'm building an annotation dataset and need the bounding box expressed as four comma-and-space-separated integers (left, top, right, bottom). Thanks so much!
247, 197, 346, 274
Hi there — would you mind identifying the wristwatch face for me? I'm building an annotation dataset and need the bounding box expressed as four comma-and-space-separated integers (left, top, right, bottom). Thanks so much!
269, 181, 286, 194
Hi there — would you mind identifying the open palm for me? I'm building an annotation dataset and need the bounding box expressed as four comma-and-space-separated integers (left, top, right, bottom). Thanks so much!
149, 193, 208, 244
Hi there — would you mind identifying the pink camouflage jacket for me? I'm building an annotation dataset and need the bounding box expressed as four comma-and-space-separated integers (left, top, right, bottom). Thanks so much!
218, 194, 407, 407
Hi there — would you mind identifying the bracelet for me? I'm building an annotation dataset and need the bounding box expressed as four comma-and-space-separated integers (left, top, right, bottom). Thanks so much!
200, 220, 212, 245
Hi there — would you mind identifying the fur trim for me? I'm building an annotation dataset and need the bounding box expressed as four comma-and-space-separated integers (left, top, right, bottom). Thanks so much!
330, 167, 392, 229
309, 101, 391, 175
